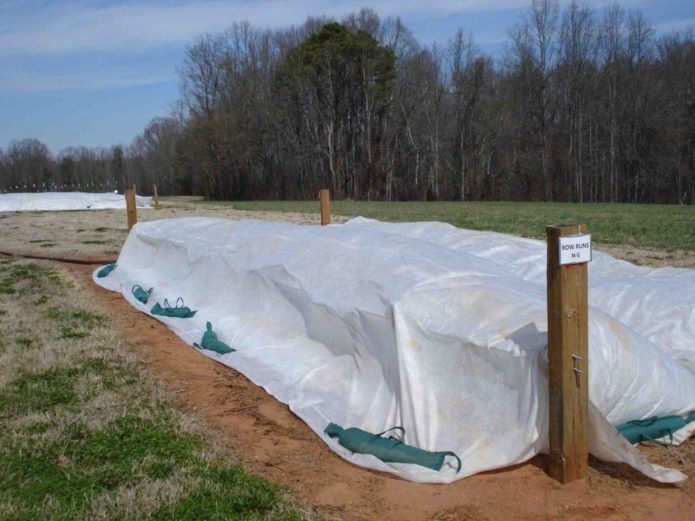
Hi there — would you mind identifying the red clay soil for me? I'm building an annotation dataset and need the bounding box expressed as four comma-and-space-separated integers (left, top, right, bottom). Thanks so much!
73, 265, 695, 521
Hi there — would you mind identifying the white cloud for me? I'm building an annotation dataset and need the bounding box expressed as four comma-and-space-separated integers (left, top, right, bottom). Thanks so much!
0, 0, 530, 56
0, 67, 173, 93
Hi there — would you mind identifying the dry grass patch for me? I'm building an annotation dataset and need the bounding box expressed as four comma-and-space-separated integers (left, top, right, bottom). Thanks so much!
0, 259, 314, 521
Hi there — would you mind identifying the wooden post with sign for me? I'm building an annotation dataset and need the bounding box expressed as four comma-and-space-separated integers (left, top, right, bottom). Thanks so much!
546, 223, 590, 484
319, 189, 331, 225
153, 184, 160, 210
126, 185, 137, 230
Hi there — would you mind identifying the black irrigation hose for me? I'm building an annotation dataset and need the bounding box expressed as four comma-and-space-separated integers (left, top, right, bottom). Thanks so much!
0, 250, 116, 266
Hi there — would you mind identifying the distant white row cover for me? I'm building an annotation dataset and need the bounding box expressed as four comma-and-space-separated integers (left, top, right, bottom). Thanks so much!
0, 192, 151, 212
1, 182, 112, 190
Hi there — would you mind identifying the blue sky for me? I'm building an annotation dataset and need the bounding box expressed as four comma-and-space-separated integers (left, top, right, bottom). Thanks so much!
1, 0, 693, 154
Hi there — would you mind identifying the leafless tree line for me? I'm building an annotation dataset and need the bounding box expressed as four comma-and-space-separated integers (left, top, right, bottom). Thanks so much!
1, 1, 693, 203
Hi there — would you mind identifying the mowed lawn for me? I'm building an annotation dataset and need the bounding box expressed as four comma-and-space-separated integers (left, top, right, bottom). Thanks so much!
0, 259, 311, 521
229, 201, 695, 252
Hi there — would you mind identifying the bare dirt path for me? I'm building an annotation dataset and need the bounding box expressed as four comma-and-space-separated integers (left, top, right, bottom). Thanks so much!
71, 263, 695, 521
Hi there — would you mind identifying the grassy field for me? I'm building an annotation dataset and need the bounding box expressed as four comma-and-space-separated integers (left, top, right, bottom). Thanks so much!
228, 201, 695, 252
0, 259, 311, 521
1, 204, 694, 519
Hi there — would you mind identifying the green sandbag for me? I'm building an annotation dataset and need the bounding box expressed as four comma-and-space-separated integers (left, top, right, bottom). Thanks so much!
194, 321, 235, 354
617, 415, 687, 444
324, 423, 461, 473
96, 263, 116, 278
131, 285, 153, 304
150, 297, 197, 318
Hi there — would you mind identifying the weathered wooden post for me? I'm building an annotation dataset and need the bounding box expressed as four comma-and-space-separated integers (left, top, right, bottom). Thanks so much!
153, 184, 160, 210
319, 189, 331, 225
546, 223, 591, 484
126, 185, 137, 230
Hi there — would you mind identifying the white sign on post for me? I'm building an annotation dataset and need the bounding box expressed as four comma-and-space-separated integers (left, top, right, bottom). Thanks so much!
559, 234, 592, 265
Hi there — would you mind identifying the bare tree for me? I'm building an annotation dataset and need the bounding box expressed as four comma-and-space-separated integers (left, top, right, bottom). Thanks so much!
3, 2, 693, 205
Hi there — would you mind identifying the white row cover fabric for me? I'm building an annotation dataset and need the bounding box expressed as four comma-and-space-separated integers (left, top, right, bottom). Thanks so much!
0, 192, 151, 212
93, 217, 695, 483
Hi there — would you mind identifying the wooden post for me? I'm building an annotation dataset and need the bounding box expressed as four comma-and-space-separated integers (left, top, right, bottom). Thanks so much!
153, 184, 160, 210
546, 223, 590, 484
126, 185, 137, 230
319, 189, 331, 225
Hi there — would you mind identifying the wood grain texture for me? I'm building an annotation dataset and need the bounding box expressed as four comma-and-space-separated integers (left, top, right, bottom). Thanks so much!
546, 223, 589, 484
319, 189, 331, 225
126, 185, 137, 230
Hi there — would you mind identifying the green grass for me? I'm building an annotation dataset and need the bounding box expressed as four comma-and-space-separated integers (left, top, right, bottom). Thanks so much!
227, 201, 695, 252
32, 295, 49, 306
2, 366, 82, 414
0, 259, 313, 521
46, 306, 105, 339
0, 262, 60, 295
82, 240, 109, 245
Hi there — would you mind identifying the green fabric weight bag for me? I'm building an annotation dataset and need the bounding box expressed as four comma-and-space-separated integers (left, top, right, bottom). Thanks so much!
194, 322, 235, 354
131, 285, 153, 304
617, 415, 687, 444
324, 423, 461, 473
96, 263, 116, 278
150, 297, 197, 318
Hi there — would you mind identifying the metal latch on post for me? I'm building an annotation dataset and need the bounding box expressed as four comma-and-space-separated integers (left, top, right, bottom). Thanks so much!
571, 354, 584, 375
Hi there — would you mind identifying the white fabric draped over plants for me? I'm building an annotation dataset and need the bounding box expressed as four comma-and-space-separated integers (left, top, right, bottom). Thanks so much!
0, 192, 151, 212
94, 217, 695, 483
